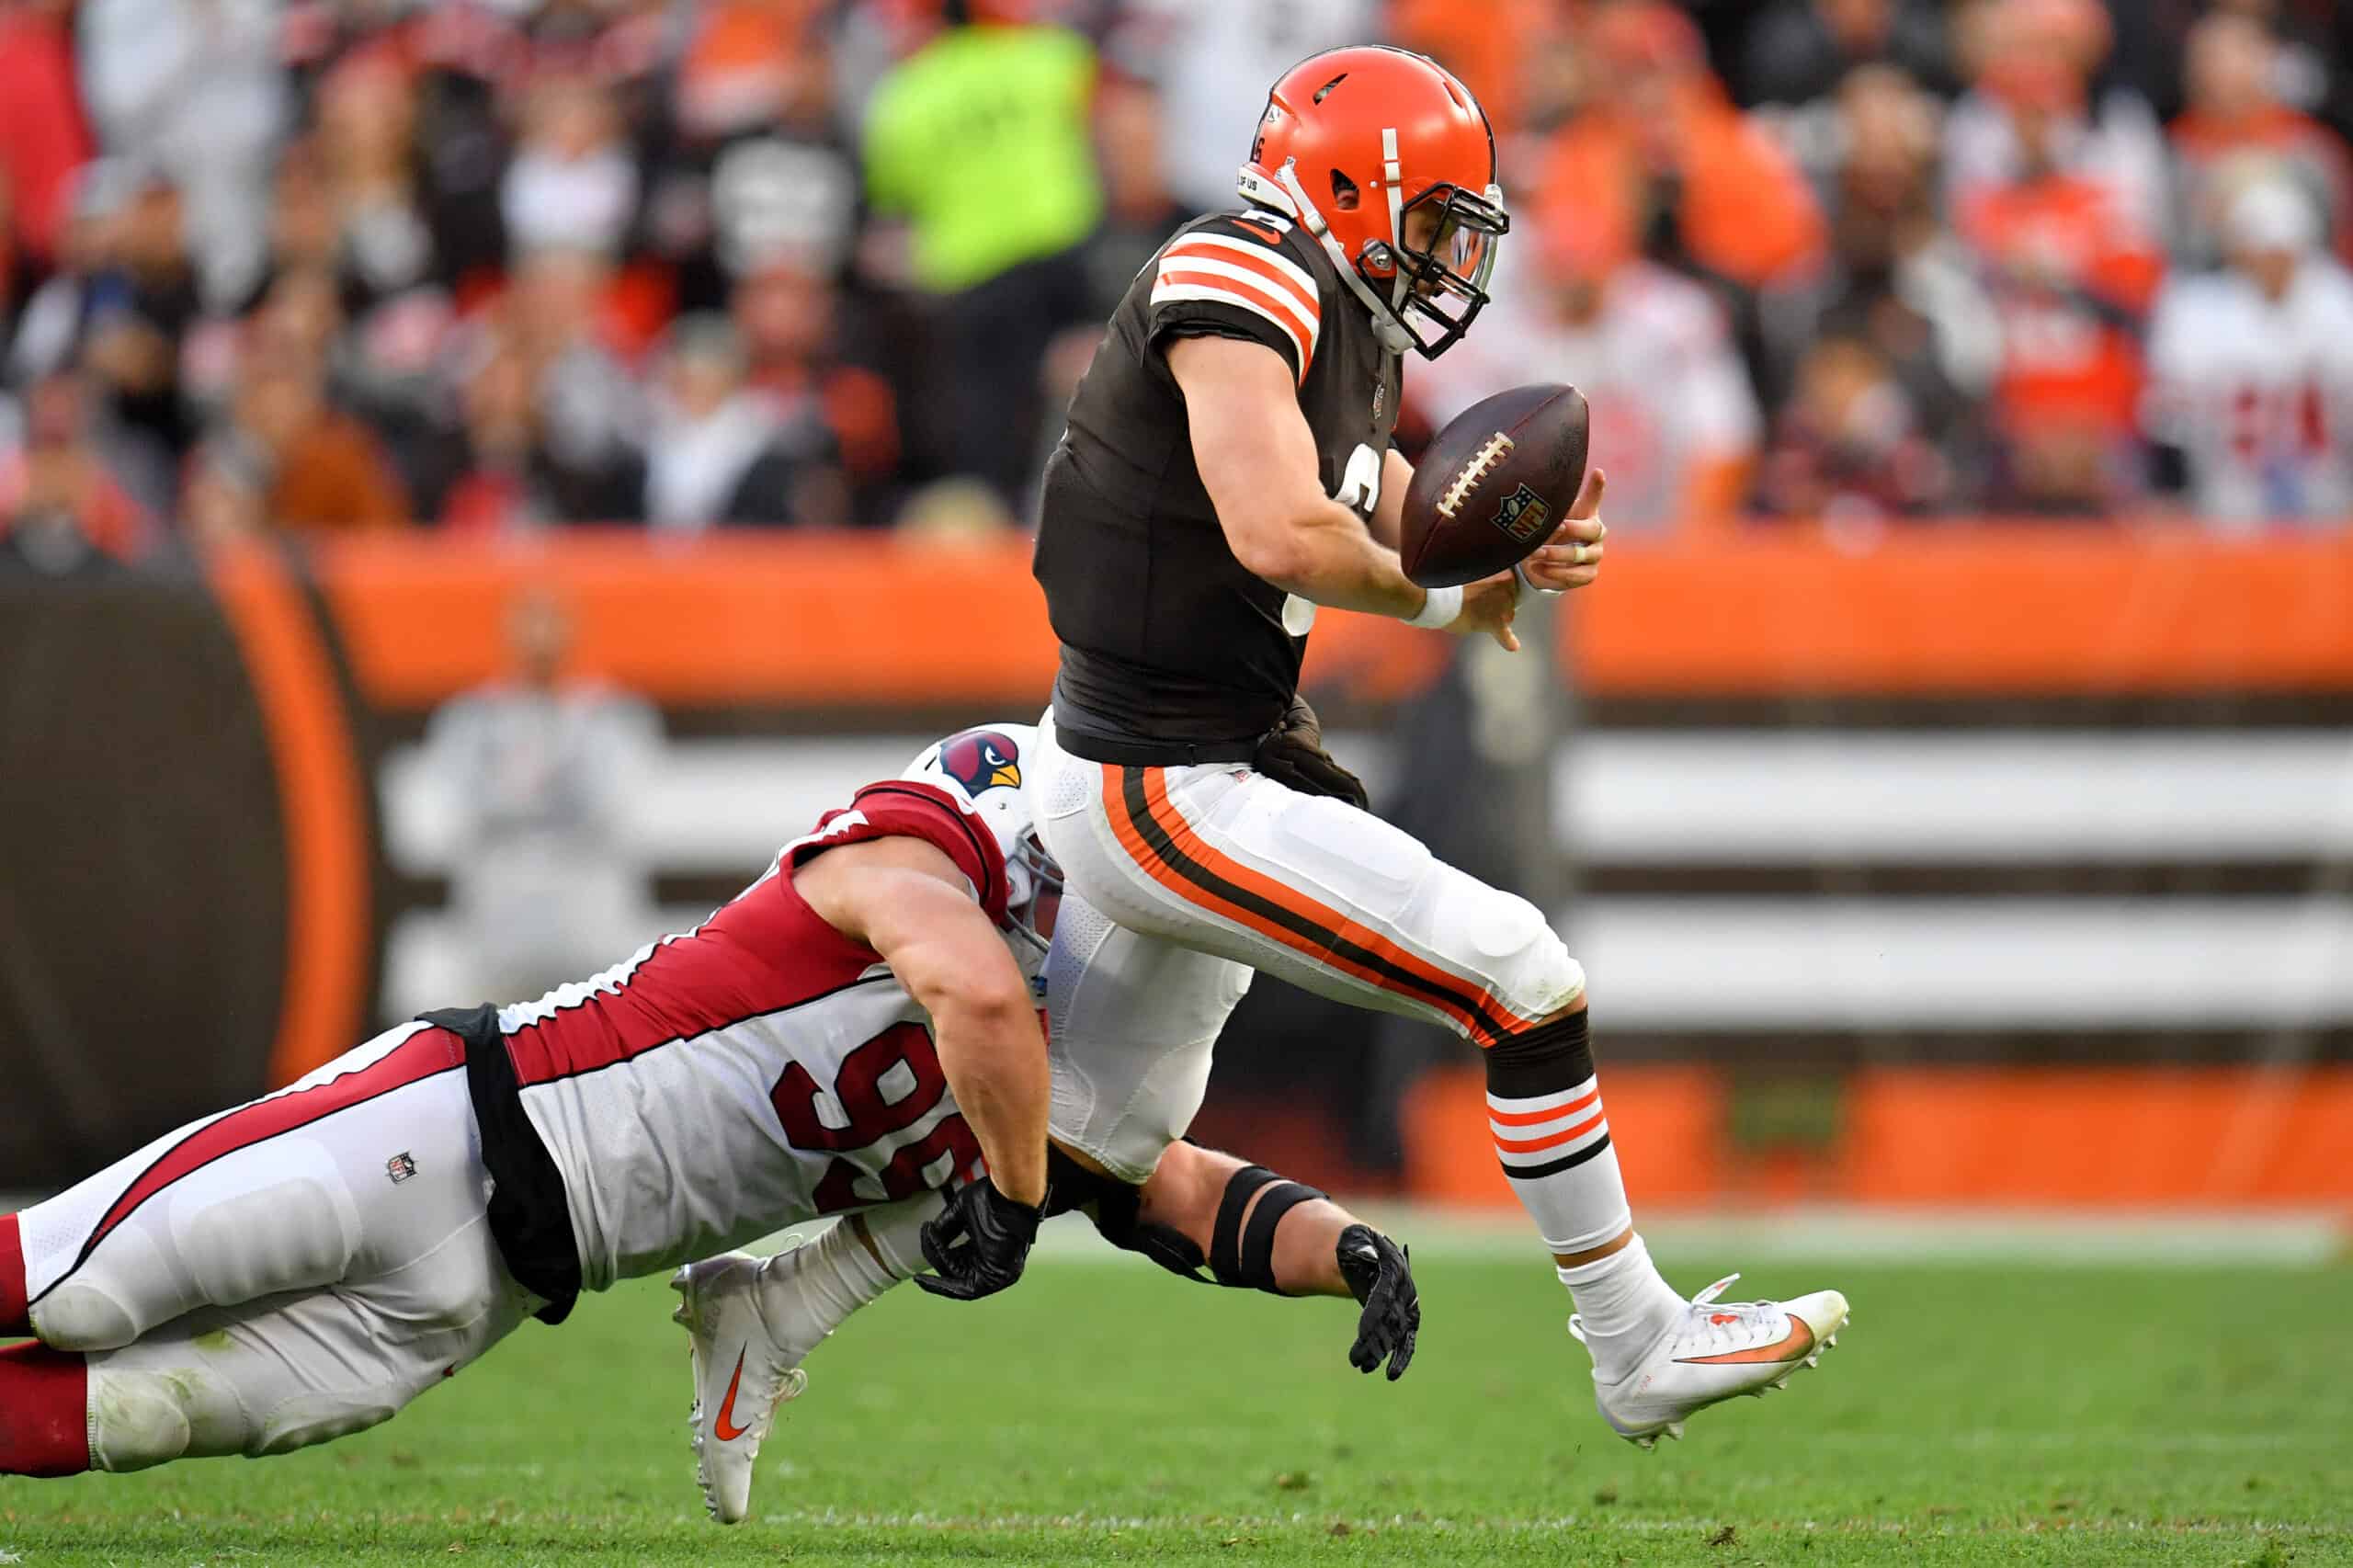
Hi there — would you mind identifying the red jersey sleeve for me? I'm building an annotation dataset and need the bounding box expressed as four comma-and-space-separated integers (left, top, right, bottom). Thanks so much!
786, 780, 1009, 926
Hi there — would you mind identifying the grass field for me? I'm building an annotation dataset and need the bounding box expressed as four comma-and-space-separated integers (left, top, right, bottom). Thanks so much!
5, 1247, 2348, 1566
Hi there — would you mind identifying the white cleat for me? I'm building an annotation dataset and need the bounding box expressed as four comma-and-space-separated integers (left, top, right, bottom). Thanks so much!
1571, 1274, 1849, 1449
671, 1244, 826, 1524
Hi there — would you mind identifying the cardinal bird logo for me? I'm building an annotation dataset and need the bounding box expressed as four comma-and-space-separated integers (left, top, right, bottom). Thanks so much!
938, 729, 1023, 795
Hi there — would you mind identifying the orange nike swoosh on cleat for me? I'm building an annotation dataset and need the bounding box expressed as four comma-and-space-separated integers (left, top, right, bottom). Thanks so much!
1675, 1319, 1815, 1366
713, 1348, 752, 1441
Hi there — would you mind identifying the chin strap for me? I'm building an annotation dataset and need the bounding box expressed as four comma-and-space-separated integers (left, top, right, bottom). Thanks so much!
1241, 159, 1414, 356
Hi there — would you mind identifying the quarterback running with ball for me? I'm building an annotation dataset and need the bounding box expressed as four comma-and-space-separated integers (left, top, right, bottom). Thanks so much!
1023, 45, 1849, 1447
0, 725, 1417, 1493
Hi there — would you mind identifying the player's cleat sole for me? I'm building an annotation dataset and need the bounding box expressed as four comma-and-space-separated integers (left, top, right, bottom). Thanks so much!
1575, 1277, 1849, 1449
1619, 1420, 1681, 1450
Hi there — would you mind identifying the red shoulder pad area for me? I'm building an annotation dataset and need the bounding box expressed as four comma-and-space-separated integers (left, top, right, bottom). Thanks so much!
788, 779, 1008, 926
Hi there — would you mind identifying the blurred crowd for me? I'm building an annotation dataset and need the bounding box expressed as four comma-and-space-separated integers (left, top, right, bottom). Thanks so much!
5, 0, 2353, 574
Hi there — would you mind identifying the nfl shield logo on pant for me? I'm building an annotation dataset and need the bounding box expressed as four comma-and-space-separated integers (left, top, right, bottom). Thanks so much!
386, 1152, 418, 1185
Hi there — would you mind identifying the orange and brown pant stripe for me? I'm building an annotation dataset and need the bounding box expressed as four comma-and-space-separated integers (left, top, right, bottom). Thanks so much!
1099, 763, 1527, 1047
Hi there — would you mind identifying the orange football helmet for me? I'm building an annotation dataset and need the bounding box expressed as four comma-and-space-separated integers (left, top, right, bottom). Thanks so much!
1238, 46, 1508, 359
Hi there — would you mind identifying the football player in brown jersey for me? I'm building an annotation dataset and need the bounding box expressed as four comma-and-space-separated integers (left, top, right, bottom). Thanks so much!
1027, 47, 1847, 1449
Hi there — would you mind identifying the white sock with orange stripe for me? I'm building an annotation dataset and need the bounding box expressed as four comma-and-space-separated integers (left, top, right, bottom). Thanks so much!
1485, 1014, 1683, 1381
1488, 1074, 1623, 1244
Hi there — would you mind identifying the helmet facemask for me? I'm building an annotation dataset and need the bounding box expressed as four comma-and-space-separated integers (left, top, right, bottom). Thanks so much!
1000, 828, 1064, 971
1367, 177, 1508, 359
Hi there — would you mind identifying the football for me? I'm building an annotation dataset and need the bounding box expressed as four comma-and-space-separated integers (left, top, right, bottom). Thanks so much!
1399, 383, 1590, 588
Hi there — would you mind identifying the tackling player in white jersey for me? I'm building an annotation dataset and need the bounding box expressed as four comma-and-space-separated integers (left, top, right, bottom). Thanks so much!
0, 725, 1417, 1483
669, 726, 1419, 1524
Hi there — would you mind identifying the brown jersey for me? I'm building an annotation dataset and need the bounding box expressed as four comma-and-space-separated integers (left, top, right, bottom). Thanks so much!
1032, 209, 1401, 758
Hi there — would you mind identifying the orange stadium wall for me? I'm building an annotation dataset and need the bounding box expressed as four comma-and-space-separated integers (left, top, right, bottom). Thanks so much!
309, 525, 2353, 706
1401, 1064, 2353, 1210
7, 525, 2353, 1205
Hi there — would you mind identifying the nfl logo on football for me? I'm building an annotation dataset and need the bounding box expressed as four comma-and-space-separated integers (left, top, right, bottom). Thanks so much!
1492, 483, 1552, 543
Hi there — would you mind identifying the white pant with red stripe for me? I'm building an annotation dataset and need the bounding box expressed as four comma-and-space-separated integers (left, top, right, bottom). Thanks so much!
1031, 710, 1586, 1051
11, 1023, 537, 1470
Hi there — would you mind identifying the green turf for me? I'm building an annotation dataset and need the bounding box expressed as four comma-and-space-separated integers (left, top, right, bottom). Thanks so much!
5, 1254, 2348, 1566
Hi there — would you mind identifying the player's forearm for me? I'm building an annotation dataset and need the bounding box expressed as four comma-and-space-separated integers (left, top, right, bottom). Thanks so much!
1134, 1146, 1352, 1297
824, 857, 1052, 1208
1265, 1199, 1354, 1297
1250, 502, 1429, 620
930, 998, 1051, 1207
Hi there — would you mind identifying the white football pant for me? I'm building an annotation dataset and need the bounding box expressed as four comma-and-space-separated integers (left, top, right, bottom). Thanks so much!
12, 1023, 536, 1469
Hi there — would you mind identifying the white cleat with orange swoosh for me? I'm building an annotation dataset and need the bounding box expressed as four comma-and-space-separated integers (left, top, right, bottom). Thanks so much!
1571, 1275, 1850, 1449
670, 1245, 820, 1523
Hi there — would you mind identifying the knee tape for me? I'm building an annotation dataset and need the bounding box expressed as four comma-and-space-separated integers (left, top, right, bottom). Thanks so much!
1046, 1148, 1328, 1294
1209, 1165, 1325, 1296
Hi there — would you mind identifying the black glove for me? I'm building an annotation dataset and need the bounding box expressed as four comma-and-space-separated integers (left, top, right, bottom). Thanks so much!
1253, 696, 1370, 811
915, 1177, 1043, 1301
1335, 1223, 1419, 1381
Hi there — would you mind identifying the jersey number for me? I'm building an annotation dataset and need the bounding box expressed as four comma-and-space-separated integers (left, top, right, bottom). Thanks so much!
2227, 381, 2331, 463
1284, 443, 1388, 636
770, 1022, 982, 1213
1334, 441, 1383, 515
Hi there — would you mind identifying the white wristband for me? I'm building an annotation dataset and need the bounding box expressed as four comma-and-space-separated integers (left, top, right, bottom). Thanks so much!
1405, 583, 1463, 630
1515, 562, 1564, 599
